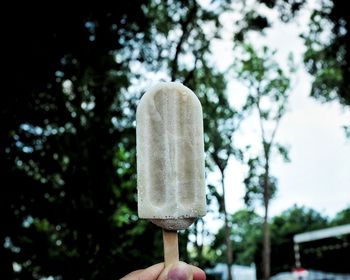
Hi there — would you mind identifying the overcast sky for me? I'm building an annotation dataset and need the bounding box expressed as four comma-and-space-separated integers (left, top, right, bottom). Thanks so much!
207, 0, 350, 224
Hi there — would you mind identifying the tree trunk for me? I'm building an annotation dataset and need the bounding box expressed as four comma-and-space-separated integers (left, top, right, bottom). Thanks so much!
263, 204, 270, 280
262, 161, 271, 280
221, 172, 233, 280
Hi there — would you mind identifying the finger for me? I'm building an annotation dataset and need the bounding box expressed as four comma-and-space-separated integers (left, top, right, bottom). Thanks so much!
189, 265, 206, 280
121, 263, 164, 280
165, 261, 193, 280
120, 269, 143, 279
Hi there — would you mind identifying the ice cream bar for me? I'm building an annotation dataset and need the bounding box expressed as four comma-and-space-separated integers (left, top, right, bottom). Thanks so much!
136, 82, 206, 231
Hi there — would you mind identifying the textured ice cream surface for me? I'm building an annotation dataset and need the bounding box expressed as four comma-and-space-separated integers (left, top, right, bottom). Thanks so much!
150, 218, 196, 231
136, 82, 206, 229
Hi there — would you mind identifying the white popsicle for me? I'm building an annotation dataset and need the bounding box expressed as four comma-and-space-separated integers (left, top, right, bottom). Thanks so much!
137, 82, 206, 231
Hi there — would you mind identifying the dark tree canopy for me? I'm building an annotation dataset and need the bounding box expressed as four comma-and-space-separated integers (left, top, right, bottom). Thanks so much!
2, 1, 233, 279
303, 0, 350, 106
2, 3, 162, 279
3, 1, 350, 279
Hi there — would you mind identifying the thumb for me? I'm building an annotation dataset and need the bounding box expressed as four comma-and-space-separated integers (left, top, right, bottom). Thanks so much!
158, 261, 193, 280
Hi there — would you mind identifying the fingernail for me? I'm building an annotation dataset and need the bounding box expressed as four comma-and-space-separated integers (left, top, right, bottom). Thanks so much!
167, 265, 188, 280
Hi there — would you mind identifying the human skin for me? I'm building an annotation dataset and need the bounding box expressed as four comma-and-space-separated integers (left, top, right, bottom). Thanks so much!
120, 261, 206, 280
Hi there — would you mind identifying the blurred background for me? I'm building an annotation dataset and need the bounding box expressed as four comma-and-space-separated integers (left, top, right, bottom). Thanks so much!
2, 1, 349, 279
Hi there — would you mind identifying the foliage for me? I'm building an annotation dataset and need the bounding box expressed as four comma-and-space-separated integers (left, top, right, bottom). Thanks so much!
3, 0, 350, 279
234, 0, 349, 134
302, 0, 350, 107
330, 206, 350, 226
243, 157, 278, 207
212, 210, 263, 266
271, 205, 328, 238
214, 205, 350, 277
192, 56, 239, 280
233, 44, 293, 210
3, 3, 152, 279
232, 43, 294, 280
2, 1, 232, 279
269, 205, 329, 275
234, 0, 307, 42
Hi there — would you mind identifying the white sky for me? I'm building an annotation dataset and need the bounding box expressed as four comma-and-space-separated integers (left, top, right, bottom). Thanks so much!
206, 0, 350, 227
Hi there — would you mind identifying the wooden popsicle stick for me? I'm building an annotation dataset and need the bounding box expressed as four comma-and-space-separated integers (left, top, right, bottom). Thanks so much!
162, 229, 179, 267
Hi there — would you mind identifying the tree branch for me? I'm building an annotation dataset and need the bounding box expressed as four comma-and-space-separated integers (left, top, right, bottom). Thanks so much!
256, 83, 268, 156
170, 5, 197, 81
270, 93, 289, 151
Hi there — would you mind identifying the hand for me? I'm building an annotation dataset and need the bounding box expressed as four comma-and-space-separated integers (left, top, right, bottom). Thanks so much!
121, 261, 206, 280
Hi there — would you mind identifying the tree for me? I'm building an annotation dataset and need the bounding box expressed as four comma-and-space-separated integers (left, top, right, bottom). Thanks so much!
330, 206, 350, 226
213, 209, 263, 267
141, 0, 227, 265
302, 0, 350, 138
270, 205, 328, 275
233, 44, 293, 280
231, 210, 263, 266
201, 69, 238, 280
3, 3, 170, 279
233, 0, 307, 42
143, 0, 241, 270
178, 64, 237, 268
245, 0, 350, 107
234, 0, 350, 136
270, 205, 350, 274
184, 62, 237, 269
2, 1, 231, 278
213, 206, 333, 277
302, 0, 350, 107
